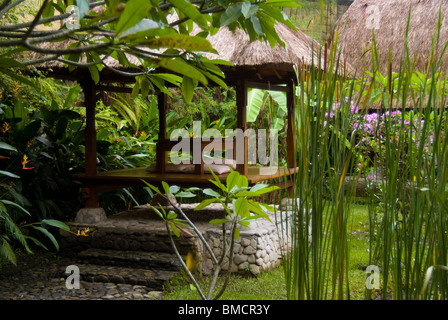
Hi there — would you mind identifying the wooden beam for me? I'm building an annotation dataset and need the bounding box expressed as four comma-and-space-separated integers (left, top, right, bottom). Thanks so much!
94, 84, 162, 95
246, 81, 292, 92
286, 79, 297, 168
80, 77, 99, 208
156, 93, 168, 174
94, 85, 133, 94
236, 79, 248, 176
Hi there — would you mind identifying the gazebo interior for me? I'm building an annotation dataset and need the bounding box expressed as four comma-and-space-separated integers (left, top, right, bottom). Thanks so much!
35, 24, 315, 209
56, 61, 300, 209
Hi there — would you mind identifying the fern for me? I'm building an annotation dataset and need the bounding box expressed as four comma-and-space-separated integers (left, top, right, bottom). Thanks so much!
0, 236, 16, 265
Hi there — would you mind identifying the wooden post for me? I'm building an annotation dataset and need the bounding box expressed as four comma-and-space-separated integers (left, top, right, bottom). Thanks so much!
156, 93, 167, 174
235, 80, 248, 176
81, 77, 99, 208
286, 79, 296, 168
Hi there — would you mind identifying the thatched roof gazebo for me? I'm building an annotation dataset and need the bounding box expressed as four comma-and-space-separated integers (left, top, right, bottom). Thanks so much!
201, 22, 323, 82
30, 21, 322, 211
335, 0, 448, 74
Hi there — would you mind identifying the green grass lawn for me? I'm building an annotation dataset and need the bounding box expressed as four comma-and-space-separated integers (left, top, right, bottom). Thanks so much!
162, 201, 372, 300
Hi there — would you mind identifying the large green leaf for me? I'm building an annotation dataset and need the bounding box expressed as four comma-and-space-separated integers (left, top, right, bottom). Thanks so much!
0, 58, 25, 68
0, 237, 17, 265
167, 0, 207, 28
259, 2, 296, 30
145, 34, 214, 52
257, 12, 284, 48
250, 14, 263, 38
116, 0, 152, 34
194, 198, 219, 211
247, 89, 287, 129
162, 181, 170, 194
63, 84, 81, 109
76, 0, 90, 18
209, 218, 229, 225
41, 219, 70, 231
202, 188, 222, 198
220, 4, 242, 26
88, 65, 100, 84
151, 73, 182, 86
32, 226, 59, 250
234, 197, 249, 218
225, 170, 241, 192
119, 19, 166, 39
182, 76, 196, 103
241, 2, 258, 19
1, 200, 31, 216
202, 71, 227, 90
247, 200, 272, 222
0, 142, 17, 152
265, 0, 301, 8
158, 58, 208, 85
247, 89, 267, 122
0, 170, 20, 179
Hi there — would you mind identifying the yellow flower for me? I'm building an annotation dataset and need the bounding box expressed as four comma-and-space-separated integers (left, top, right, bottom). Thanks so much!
76, 227, 90, 237
186, 251, 196, 271
189, 130, 193, 138
1, 122, 11, 134
20, 155, 34, 170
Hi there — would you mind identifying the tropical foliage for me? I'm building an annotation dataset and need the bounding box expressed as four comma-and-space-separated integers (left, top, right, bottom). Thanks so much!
280, 12, 448, 300
145, 169, 278, 300
0, 0, 299, 265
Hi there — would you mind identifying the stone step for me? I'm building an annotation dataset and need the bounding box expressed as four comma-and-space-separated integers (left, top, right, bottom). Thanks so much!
77, 248, 184, 270
61, 222, 199, 256
61, 263, 180, 290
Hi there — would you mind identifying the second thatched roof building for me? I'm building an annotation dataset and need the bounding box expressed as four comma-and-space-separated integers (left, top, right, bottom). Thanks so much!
335, 0, 448, 74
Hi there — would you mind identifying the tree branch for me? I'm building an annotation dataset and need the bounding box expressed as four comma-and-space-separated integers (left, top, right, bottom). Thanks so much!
22, 0, 49, 40
165, 221, 207, 300
101, 61, 146, 77
0, 12, 72, 31
0, 0, 12, 12
127, 46, 183, 59
164, 197, 220, 266
0, 0, 25, 20
168, 5, 225, 28
21, 40, 111, 55
20, 54, 60, 66
56, 52, 112, 67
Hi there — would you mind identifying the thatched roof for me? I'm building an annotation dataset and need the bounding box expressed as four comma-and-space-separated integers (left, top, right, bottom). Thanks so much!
201, 22, 323, 81
335, 0, 448, 75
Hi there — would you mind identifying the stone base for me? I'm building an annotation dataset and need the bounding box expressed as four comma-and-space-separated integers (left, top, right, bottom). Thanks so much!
62, 201, 299, 276
75, 208, 107, 224
201, 206, 292, 276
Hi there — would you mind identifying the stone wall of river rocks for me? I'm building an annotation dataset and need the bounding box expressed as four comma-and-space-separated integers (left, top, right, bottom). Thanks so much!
201, 208, 292, 275
60, 199, 296, 276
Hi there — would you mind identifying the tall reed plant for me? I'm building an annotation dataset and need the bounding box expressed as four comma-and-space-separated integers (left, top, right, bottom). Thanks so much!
365, 12, 448, 300
280, 34, 361, 300
280, 8, 448, 300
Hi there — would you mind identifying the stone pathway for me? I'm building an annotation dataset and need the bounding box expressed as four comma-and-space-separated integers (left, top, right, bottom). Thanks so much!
0, 254, 163, 300
0, 201, 293, 300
